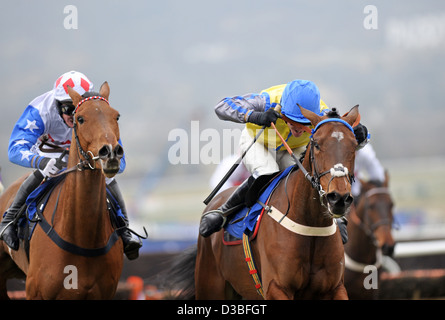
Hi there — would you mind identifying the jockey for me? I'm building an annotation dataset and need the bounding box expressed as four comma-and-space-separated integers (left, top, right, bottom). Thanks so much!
199, 79, 369, 242
0, 71, 141, 260
352, 143, 385, 197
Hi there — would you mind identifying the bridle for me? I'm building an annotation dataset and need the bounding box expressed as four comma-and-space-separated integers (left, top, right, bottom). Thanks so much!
349, 186, 394, 243
345, 186, 394, 271
270, 116, 357, 222
72, 96, 110, 170
293, 118, 356, 208
45, 96, 111, 177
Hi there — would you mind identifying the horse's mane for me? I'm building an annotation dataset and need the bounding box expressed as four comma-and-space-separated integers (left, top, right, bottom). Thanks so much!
82, 91, 102, 98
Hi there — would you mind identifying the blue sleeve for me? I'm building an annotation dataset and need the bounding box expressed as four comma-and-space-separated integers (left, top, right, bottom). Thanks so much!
8, 105, 45, 168
214, 93, 266, 123
117, 138, 126, 174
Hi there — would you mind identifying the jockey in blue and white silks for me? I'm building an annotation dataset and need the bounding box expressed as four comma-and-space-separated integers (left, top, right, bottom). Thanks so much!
8, 71, 126, 173
0, 71, 140, 260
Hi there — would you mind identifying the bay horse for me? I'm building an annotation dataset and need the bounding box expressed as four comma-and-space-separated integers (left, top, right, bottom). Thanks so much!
344, 172, 395, 299
0, 82, 125, 299
170, 106, 360, 299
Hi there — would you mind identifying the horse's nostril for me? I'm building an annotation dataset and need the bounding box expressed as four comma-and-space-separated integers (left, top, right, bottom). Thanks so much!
99, 145, 111, 159
327, 192, 353, 208
98, 144, 123, 160
344, 194, 354, 206
326, 192, 340, 205
114, 144, 124, 159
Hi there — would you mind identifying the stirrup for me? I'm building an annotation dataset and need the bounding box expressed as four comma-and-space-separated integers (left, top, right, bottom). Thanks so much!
201, 209, 227, 227
0, 220, 15, 239
0, 220, 20, 251
0, 207, 24, 240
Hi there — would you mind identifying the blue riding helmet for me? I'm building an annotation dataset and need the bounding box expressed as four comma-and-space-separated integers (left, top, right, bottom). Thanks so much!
281, 79, 322, 124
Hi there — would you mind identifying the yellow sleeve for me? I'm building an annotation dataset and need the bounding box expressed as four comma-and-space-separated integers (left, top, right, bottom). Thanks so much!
320, 99, 329, 112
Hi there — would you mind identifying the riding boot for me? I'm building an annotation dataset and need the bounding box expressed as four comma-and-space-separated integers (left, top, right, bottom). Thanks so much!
107, 179, 142, 260
336, 216, 348, 244
0, 171, 44, 251
199, 176, 254, 238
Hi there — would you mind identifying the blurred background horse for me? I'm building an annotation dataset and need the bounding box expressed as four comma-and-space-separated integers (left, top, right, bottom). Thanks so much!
344, 171, 396, 299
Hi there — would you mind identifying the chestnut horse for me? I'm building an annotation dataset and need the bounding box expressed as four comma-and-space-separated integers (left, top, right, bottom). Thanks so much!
0, 82, 125, 299
344, 172, 395, 299
170, 106, 360, 300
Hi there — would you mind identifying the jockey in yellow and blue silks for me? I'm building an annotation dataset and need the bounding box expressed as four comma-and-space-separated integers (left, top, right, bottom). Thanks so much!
0, 71, 141, 260
199, 79, 369, 241
244, 82, 329, 152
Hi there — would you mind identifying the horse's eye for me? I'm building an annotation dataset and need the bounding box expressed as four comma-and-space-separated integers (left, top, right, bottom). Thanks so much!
117, 114, 120, 121
77, 116, 84, 124
313, 141, 320, 150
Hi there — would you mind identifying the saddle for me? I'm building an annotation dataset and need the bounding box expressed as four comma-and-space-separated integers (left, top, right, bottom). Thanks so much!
15, 175, 123, 259
223, 165, 297, 245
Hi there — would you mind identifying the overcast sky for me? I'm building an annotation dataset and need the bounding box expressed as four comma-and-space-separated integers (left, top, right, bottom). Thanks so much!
1, 1, 444, 186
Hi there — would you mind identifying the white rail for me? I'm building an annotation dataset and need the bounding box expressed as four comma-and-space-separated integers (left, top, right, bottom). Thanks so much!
394, 239, 445, 258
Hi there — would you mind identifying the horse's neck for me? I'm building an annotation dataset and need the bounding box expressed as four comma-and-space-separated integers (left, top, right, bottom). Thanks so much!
289, 159, 332, 227
63, 168, 107, 210
57, 147, 110, 242
346, 213, 378, 264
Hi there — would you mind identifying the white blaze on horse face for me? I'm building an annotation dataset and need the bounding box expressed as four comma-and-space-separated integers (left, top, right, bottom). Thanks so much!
330, 163, 349, 177
331, 131, 344, 142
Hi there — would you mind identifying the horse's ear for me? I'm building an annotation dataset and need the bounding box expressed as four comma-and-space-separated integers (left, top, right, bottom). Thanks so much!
384, 169, 389, 187
298, 104, 322, 127
67, 85, 82, 107
343, 105, 360, 126
99, 81, 110, 100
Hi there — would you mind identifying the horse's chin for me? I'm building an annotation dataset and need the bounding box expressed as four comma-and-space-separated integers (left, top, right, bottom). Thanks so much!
103, 170, 118, 178
328, 205, 350, 219
101, 159, 120, 178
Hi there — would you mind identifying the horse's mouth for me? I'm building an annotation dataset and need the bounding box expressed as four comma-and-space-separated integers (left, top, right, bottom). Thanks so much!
326, 192, 353, 218
327, 203, 350, 218
101, 159, 120, 178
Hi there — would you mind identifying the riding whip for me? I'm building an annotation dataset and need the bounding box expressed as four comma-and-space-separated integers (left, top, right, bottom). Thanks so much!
203, 124, 266, 205
203, 106, 280, 205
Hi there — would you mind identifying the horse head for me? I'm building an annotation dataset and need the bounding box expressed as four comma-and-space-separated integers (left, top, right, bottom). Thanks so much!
300, 105, 359, 218
67, 82, 124, 178
356, 171, 395, 256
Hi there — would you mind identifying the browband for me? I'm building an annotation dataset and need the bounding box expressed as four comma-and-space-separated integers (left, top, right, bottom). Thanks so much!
311, 118, 354, 135
74, 96, 109, 114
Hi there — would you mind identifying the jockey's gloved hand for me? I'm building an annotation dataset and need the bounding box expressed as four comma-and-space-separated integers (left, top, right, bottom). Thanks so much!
248, 108, 281, 126
38, 157, 66, 177
353, 123, 369, 149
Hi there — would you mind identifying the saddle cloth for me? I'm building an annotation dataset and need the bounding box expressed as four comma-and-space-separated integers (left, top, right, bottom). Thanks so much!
223, 165, 294, 244
15, 175, 124, 242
